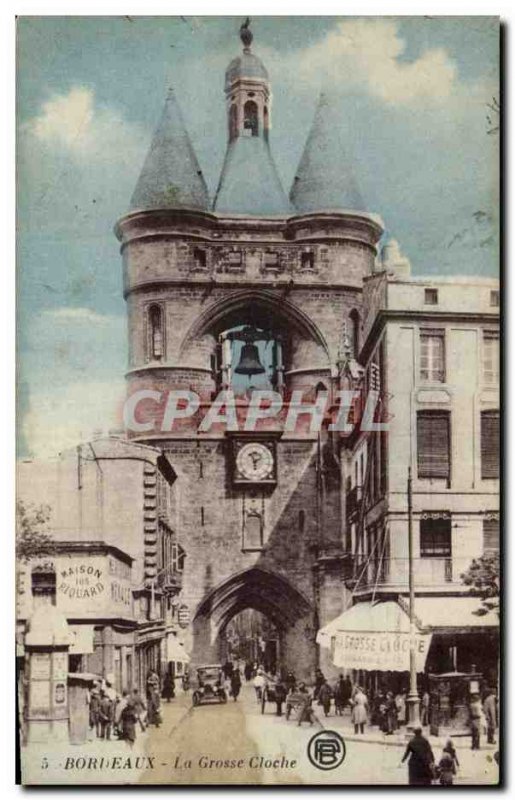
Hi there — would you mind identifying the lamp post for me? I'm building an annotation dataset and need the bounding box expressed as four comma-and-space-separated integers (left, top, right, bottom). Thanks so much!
406, 466, 421, 730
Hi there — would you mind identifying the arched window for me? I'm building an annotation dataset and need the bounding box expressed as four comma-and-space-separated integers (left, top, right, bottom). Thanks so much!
350, 310, 360, 358
229, 104, 238, 142
148, 304, 164, 361
243, 101, 258, 137
264, 106, 269, 141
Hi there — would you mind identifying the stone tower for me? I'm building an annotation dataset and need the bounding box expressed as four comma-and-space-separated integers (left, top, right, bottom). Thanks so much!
115, 21, 383, 679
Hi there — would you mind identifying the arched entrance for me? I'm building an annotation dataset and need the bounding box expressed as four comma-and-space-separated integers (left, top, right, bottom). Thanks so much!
191, 567, 316, 680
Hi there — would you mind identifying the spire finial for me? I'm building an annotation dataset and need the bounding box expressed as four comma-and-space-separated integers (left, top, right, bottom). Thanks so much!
240, 17, 253, 51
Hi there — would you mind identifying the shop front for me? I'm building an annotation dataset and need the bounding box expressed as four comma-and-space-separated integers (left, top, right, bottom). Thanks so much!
317, 596, 499, 730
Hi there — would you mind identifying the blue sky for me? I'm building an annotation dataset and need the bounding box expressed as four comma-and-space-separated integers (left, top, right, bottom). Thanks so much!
16, 15, 499, 457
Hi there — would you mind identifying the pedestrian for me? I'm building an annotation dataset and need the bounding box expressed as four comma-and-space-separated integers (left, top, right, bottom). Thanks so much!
333, 675, 345, 716
244, 662, 252, 682
297, 685, 318, 727
230, 670, 242, 702
146, 669, 160, 700
383, 691, 397, 735
162, 672, 175, 702
483, 688, 497, 745
131, 688, 147, 732
285, 671, 296, 692
350, 686, 368, 734
421, 690, 430, 727
98, 689, 114, 740
318, 680, 333, 717
182, 670, 190, 691
314, 668, 325, 699
274, 679, 287, 717
395, 689, 407, 729
147, 687, 162, 726
253, 669, 265, 701
469, 693, 483, 750
342, 676, 352, 708
437, 738, 459, 785
89, 680, 102, 738
114, 690, 130, 739
121, 695, 139, 746
401, 727, 435, 786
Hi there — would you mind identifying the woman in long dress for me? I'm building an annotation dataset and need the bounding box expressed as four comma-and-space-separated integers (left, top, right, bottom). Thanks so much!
351, 686, 368, 734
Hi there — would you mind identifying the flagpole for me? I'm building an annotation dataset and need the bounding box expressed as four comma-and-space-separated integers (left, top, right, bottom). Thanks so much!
406, 465, 420, 730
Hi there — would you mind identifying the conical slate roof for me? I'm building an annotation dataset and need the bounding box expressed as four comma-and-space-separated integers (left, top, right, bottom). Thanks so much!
130, 88, 209, 212
290, 93, 365, 214
214, 136, 292, 216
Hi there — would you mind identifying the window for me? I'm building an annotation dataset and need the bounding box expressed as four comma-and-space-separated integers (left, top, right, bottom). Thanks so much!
350, 310, 361, 358
148, 305, 164, 360
420, 517, 451, 557
483, 518, 499, 554
171, 543, 186, 573
420, 329, 445, 383
193, 247, 207, 269
300, 251, 315, 271
417, 410, 451, 480
264, 251, 279, 269
490, 290, 500, 307
424, 288, 438, 305
481, 410, 499, 479
483, 331, 499, 385
243, 101, 258, 136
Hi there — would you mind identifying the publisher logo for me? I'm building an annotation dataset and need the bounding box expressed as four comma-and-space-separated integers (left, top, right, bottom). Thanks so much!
307, 730, 346, 771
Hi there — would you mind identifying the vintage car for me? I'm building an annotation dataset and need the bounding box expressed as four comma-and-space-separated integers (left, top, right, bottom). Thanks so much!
192, 664, 228, 706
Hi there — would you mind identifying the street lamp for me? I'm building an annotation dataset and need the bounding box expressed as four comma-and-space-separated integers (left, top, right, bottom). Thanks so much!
406, 466, 421, 730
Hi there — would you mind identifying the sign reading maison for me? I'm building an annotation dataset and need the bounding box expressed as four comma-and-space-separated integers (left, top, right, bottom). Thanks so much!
58, 563, 105, 600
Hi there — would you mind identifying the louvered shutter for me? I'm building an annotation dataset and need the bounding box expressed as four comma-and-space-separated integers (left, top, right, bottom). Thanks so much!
481, 411, 499, 478
417, 411, 450, 479
483, 519, 499, 553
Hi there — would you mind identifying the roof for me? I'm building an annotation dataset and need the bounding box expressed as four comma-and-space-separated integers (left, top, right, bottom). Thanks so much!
290, 93, 365, 214
225, 51, 268, 90
130, 87, 209, 212
214, 136, 292, 216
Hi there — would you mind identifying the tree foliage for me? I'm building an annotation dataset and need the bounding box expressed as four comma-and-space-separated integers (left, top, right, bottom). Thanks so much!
461, 551, 500, 617
16, 501, 54, 562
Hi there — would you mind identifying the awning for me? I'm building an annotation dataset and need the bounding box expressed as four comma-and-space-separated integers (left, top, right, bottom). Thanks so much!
317, 601, 432, 672
402, 596, 499, 632
166, 635, 190, 664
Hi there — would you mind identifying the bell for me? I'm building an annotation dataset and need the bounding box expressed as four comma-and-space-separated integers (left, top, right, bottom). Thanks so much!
235, 343, 265, 376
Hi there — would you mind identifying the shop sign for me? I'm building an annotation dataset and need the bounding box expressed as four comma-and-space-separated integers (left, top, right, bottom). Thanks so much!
58, 563, 105, 600
333, 631, 432, 672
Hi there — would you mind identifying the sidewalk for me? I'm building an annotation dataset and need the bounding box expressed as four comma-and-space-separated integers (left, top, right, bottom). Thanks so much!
312, 709, 498, 752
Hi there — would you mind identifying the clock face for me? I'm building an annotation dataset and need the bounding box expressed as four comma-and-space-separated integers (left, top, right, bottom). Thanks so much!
236, 442, 274, 482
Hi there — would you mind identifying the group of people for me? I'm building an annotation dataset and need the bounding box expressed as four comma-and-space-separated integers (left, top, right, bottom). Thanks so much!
88, 670, 166, 746
401, 728, 461, 786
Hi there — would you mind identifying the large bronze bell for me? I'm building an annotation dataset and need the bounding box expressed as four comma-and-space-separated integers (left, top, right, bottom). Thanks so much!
235, 342, 265, 376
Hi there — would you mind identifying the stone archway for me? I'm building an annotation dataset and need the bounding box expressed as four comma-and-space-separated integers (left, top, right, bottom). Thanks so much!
191, 567, 316, 680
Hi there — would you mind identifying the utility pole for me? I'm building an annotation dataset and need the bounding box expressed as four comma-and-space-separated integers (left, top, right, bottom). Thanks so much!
406, 466, 421, 730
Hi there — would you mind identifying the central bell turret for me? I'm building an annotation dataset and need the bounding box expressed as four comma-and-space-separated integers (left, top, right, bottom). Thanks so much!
213, 19, 291, 216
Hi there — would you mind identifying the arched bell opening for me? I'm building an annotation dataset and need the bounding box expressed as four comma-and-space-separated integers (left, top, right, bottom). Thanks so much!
180, 292, 330, 397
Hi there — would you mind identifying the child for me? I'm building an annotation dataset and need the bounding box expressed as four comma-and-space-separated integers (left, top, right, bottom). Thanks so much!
437, 738, 460, 786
